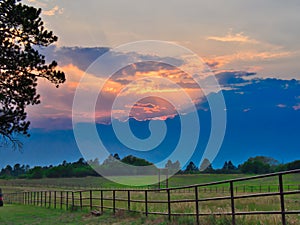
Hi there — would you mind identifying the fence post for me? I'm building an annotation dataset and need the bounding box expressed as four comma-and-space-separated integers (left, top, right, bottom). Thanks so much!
71, 192, 74, 211
278, 174, 286, 225
145, 190, 148, 217
36, 192, 38, 206
38, 192, 40, 206
113, 190, 116, 214
34, 192, 36, 206
166, 172, 169, 188
54, 191, 57, 209
167, 189, 171, 221
60, 191, 63, 209
127, 190, 131, 211
49, 191, 52, 208
100, 190, 104, 213
40, 191, 43, 206
79, 191, 83, 210
23, 192, 26, 205
24, 192, 26, 205
195, 186, 200, 225
44, 191, 46, 207
230, 181, 236, 225
66, 191, 69, 210
90, 190, 93, 210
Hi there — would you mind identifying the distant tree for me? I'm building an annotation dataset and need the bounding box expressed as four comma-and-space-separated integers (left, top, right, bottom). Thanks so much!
199, 158, 211, 171
185, 161, 198, 173
252, 156, 279, 167
113, 153, 120, 160
227, 161, 236, 170
12, 163, 25, 176
121, 155, 153, 166
88, 158, 100, 167
239, 156, 278, 174
165, 160, 181, 174
25, 165, 30, 172
284, 160, 300, 171
29, 166, 43, 179
0, 0, 65, 147
199, 158, 214, 173
102, 154, 117, 167
222, 161, 228, 170
62, 160, 68, 167
74, 158, 86, 167
2, 165, 12, 176
220, 160, 237, 173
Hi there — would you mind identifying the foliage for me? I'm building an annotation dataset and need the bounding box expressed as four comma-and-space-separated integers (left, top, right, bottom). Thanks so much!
0, 155, 299, 179
0, 0, 65, 146
239, 156, 279, 174
185, 161, 198, 173
121, 155, 153, 166
276, 160, 300, 172
165, 160, 181, 174
99, 154, 157, 176
199, 158, 215, 173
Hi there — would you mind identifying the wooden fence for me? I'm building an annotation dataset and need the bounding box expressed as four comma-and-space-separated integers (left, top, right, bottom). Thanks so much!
4, 169, 300, 225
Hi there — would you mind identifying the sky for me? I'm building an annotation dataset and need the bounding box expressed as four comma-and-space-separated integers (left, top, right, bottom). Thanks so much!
0, 0, 300, 170
25, 0, 300, 79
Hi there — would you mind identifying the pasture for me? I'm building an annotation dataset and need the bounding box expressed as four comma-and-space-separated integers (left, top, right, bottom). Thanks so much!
1, 171, 300, 225
1, 172, 299, 192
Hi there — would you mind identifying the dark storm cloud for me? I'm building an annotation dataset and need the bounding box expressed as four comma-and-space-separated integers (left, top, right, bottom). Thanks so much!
216, 71, 256, 86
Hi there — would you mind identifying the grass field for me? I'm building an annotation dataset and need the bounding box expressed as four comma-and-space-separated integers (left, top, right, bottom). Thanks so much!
1, 173, 299, 224
0, 204, 161, 225
1, 202, 299, 225
0, 173, 299, 192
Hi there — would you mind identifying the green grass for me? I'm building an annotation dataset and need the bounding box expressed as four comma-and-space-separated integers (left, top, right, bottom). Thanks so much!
1, 173, 299, 224
1, 173, 299, 193
0, 204, 93, 225
0, 204, 156, 225
0, 204, 198, 225
1, 203, 299, 225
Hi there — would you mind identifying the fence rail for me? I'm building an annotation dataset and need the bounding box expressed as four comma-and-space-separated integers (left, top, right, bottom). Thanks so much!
4, 169, 300, 225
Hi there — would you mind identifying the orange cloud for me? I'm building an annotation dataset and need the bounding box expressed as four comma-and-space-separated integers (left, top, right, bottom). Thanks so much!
204, 51, 293, 69
43, 5, 64, 16
28, 60, 209, 128
128, 97, 177, 121
207, 32, 259, 44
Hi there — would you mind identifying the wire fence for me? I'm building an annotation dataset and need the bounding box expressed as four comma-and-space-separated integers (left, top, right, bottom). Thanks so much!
4, 169, 300, 225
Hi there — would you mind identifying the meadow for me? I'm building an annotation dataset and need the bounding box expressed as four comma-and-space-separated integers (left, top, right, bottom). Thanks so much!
1, 172, 300, 224
1, 173, 299, 192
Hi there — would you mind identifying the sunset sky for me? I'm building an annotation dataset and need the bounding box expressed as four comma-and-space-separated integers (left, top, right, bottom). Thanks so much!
23, 0, 300, 126
1, 0, 299, 169
26, 0, 300, 76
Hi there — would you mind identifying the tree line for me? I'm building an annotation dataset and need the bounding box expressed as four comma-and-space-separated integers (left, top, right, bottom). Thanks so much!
0, 155, 299, 179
